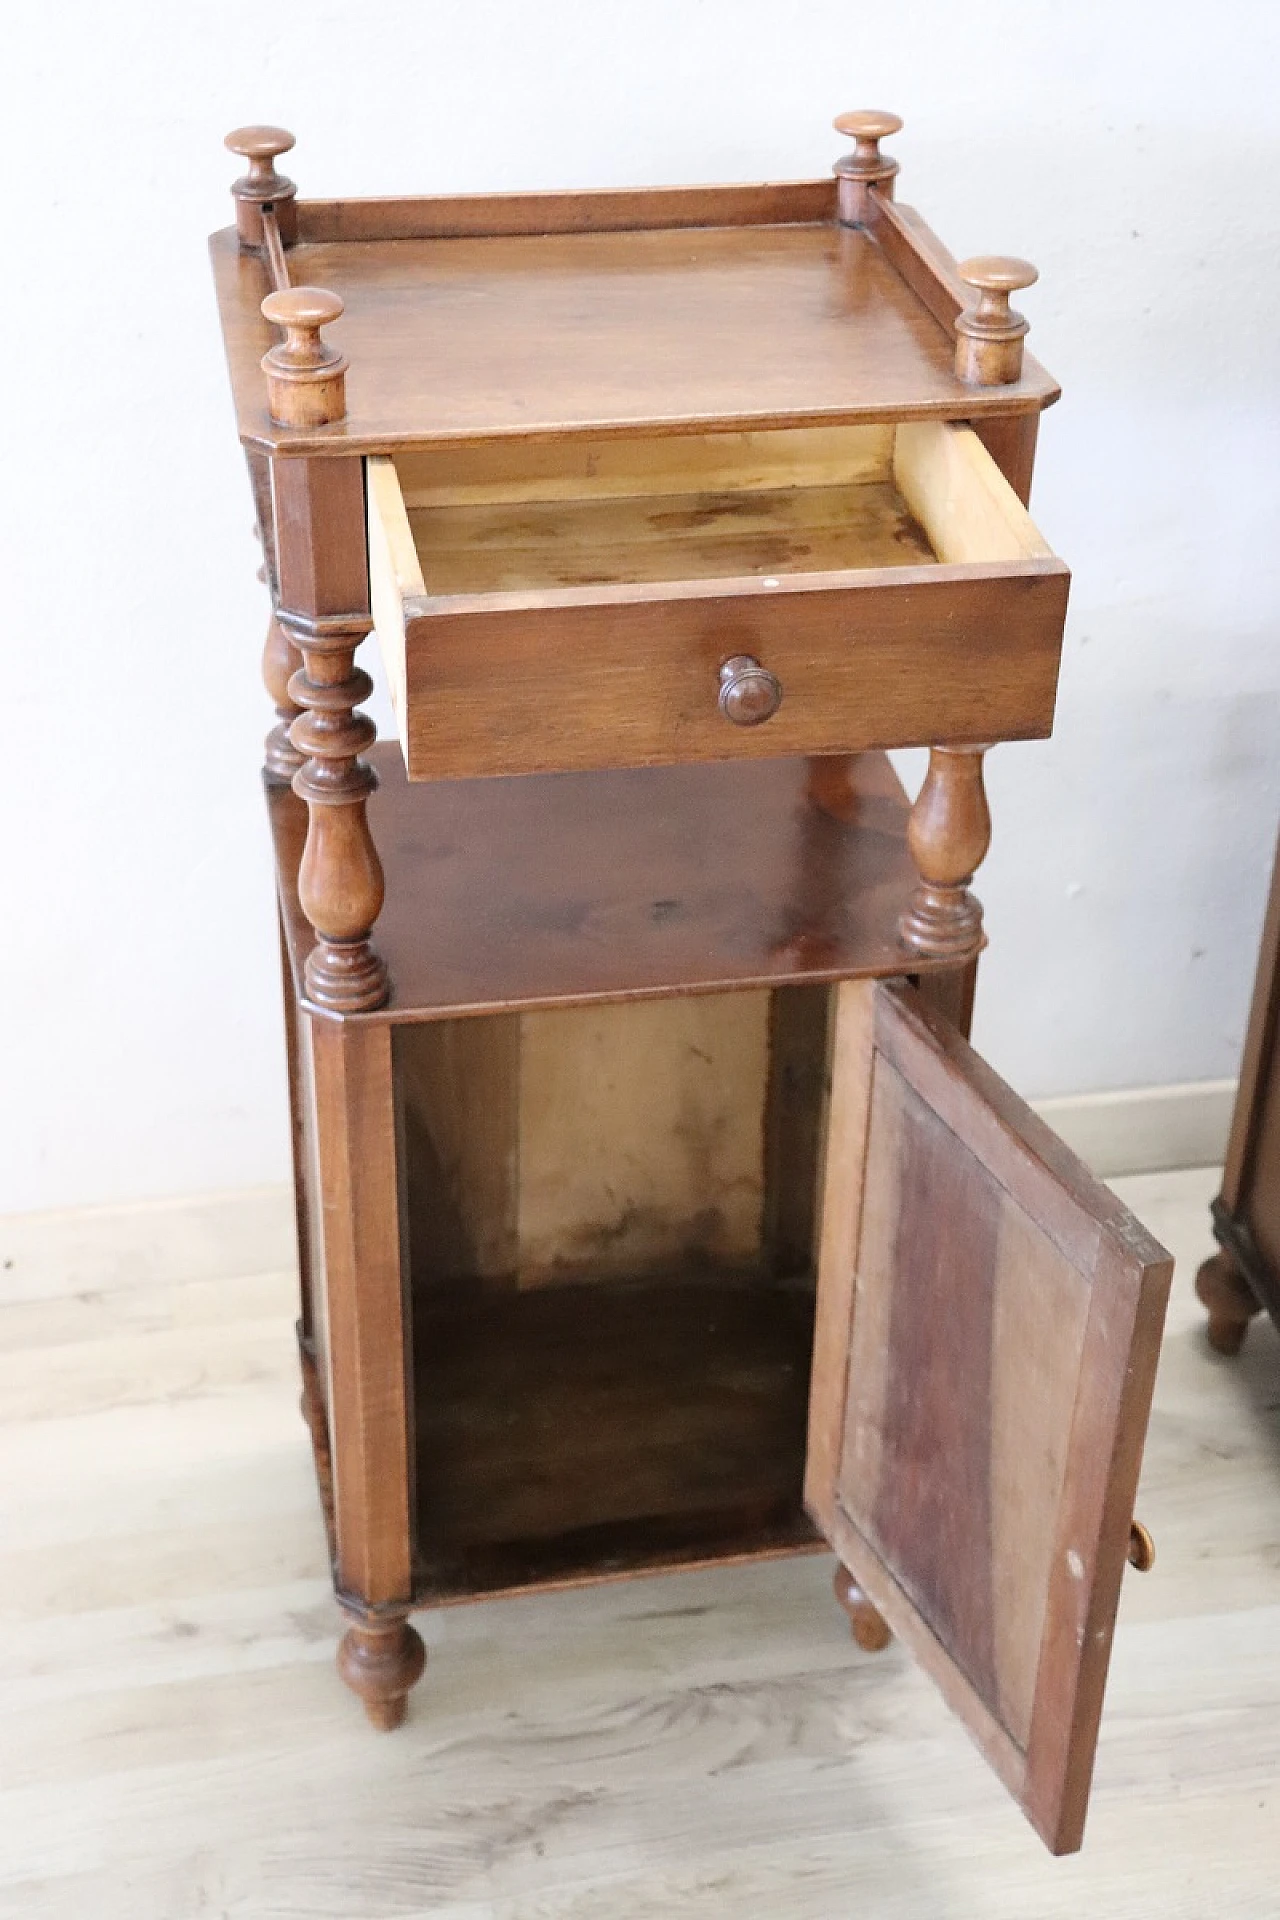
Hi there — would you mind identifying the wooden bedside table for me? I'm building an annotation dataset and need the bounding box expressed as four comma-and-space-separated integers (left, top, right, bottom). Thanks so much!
211, 111, 1171, 1856
1196, 828, 1280, 1352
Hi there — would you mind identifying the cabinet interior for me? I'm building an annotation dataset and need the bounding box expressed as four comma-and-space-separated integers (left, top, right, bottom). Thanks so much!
379, 419, 1050, 598
396, 984, 833, 1599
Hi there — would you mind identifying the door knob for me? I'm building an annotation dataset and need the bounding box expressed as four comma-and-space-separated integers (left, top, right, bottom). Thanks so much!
1127, 1521, 1155, 1572
718, 654, 782, 727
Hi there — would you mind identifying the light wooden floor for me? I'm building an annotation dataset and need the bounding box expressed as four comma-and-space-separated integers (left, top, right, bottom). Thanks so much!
1, 1166, 1277, 1918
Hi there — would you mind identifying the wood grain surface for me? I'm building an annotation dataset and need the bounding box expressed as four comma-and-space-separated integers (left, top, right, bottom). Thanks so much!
413, 1276, 818, 1602
365, 419, 1067, 781
806, 982, 1173, 1853
269, 746, 958, 1022
398, 993, 776, 1290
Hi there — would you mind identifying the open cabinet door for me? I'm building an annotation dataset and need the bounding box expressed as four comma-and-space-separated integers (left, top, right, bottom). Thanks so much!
805, 980, 1172, 1854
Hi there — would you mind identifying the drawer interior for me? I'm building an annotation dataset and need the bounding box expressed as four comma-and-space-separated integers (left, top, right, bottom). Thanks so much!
374, 420, 1052, 599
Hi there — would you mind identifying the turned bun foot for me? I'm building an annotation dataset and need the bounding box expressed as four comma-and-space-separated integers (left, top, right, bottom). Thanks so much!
337, 1612, 426, 1729
833, 1562, 891, 1652
1195, 1249, 1261, 1357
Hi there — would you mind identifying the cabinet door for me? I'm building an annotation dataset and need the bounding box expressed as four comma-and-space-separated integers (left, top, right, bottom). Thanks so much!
805, 980, 1172, 1854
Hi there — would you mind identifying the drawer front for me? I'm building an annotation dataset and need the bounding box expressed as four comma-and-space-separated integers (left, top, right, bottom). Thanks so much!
367, 422, 1070, 783
393, 565, 1068, 781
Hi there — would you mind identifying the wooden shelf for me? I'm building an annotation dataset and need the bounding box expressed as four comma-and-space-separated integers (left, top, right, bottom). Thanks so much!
211, 191, 1059, 457
270, 745, 948, 1023
411, 1276, 820, 1603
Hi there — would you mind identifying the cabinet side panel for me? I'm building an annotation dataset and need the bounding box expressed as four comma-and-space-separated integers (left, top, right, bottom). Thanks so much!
397, 1019, 522, 1290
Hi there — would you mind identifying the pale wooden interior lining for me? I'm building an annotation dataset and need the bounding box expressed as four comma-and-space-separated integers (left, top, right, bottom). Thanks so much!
892, 421, 1053, 566
399, 993, 779, 1291
404, 483, 937, 594
366, 456, 421, 749
516, 997, 771, 1286
393, 424, 896, 509
377, 421, 1055, 602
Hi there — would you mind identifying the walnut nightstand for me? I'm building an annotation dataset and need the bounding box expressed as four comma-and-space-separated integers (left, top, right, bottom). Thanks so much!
211, 110, 1171, 1856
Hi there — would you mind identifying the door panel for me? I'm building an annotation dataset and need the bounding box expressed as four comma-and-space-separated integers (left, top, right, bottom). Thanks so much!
805, 979, 1172, 1854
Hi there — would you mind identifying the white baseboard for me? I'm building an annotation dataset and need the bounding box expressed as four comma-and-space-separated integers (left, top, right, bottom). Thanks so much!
0, 1083, 1234, 1267
1032, 1079, 1235, 1180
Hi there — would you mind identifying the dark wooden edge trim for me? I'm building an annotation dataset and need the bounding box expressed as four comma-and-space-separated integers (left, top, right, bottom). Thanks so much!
879, 984, 1171, 1271
804, 979, 876, 1525
1023, 1232, 1171, 1852
1221, 832, 1280, 1208
293, 179, 838, 244
261, 206, 292, 291
238, 395, 1059, 460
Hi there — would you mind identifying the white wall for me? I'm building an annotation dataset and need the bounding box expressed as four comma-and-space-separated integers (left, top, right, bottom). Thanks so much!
5, 0, 1278, 1212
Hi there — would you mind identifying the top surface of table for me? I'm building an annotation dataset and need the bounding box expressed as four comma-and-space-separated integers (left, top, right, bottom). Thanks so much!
211, 181, 1059, 455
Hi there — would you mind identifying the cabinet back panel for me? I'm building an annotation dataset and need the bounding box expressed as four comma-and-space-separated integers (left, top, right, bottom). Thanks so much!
398, 986, 830, 1292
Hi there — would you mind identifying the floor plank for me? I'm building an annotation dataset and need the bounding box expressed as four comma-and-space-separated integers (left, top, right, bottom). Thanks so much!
0, 1166, 1276, 1917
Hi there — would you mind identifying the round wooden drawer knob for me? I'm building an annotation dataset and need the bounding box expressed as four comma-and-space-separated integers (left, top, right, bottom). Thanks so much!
718, 655, 782, 726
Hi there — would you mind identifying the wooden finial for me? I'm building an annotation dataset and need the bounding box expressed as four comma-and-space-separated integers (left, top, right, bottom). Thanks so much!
225, 125, 297, 248
833, 109, 903, 224
899, 746, 992, 960
955, 256, 1038, 386
260, 287, 348, 428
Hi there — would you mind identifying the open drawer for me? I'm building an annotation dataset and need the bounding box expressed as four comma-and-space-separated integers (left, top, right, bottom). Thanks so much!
806, 980, 1172, 1853
367, 421, 1070, 781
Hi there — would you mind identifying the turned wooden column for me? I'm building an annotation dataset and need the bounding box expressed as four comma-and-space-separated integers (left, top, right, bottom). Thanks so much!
832, 109, 902, 227
899, 746, 991, 961
262, 615, 306, 784
262, 287, 389, 1013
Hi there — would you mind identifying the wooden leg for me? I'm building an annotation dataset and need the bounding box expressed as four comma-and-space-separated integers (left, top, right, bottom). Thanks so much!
1195, 1248, 1261, 1357
833, 1562, 891, 1652
899, 746, 991, 963
337, 1607, 426, 1731
310, 1019, 420, 1724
